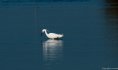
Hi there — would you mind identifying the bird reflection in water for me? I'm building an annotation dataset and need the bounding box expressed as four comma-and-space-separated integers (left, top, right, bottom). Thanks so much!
43, 39, 63, 70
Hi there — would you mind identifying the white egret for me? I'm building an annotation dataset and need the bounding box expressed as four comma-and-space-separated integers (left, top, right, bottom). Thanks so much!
42, 29, 63, 39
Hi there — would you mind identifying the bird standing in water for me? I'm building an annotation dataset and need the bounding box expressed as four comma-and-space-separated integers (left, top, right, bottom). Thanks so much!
42, 29, 63, 39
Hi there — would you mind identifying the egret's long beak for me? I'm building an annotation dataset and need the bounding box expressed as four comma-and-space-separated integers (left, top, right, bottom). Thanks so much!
47, 30, 49, 32
41, 32, 43, 36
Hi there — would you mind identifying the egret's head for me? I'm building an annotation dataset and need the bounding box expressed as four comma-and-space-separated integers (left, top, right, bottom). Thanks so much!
42, 29, 47, 32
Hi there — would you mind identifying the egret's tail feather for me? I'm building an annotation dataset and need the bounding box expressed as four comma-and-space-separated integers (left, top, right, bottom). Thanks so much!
58, 34, 63, 38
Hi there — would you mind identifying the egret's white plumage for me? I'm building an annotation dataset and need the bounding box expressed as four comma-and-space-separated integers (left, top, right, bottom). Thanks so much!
42, 29, 63, 39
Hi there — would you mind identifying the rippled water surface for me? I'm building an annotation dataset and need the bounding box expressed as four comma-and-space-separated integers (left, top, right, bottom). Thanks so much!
0, 0, 118, 70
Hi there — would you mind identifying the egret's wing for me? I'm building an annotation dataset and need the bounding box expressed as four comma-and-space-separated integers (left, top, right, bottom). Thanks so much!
48, 33, 58, 38
48, 33, 63, 38
49, 33, 57, 35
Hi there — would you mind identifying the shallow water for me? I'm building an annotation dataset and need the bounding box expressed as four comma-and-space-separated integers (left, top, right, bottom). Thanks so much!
0, 0, 118, 70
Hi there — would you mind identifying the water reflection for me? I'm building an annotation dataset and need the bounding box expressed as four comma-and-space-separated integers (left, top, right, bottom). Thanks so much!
103, 0, 118, 67
105, 0, 118, 55
43, 39, 63, 70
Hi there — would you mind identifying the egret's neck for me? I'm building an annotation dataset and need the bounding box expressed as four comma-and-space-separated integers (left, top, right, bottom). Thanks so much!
44, 30, 48, 36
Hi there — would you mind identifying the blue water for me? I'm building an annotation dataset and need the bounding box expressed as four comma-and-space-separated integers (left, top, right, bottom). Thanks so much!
0, 0, 118, 70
